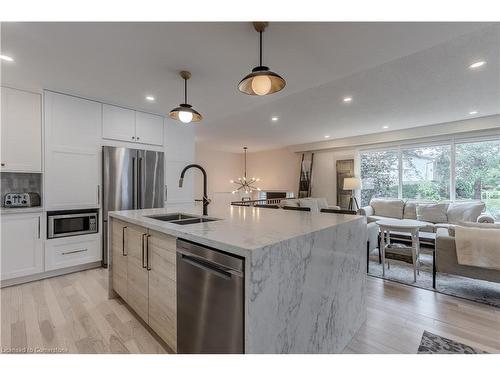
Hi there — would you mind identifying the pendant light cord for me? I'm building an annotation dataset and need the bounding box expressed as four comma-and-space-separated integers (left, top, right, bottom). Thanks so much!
184, 78, 188, 104
259, 31, 263, 67
244, 147, 247, 178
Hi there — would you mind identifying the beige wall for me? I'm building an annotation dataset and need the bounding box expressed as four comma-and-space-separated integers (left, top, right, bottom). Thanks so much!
311, 149, 356, 206
195, 145, 302, 206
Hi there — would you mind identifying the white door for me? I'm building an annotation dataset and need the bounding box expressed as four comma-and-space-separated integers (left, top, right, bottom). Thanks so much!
0, 87, 42, 172
102, 104, 136, 143
44, 91, 101, 209
1, 213, 43, 281
135, 111, 164, 146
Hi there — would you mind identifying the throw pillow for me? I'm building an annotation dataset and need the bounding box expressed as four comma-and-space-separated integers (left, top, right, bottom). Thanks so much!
280, 199, 299, 208
370, 198, 405, 219
416, 203, 449, 223
298, 198, 319, 213
447, 202, 485, 224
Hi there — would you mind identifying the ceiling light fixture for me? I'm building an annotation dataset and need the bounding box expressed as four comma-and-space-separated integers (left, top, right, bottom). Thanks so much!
324, 135, 330, 138
469, 110, 478, 115
238, 22, 286, 96
343, 96, 353, 103
145, 95, 155, 102
169, 70, 202, 124
469, 61, 486, 69
271, 116, 279, 122
230, 147, 261, 195
382, 125, 389, 129
0, 55, 14, 62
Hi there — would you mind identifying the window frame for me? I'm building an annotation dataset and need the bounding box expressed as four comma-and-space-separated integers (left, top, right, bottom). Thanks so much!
358, 133, 500, 206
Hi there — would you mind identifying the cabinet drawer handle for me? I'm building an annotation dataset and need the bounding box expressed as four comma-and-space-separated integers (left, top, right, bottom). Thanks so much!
122, 226, 128, 256
146, 234, 151, 271
1, 162, 5, 167
141, 233, 147, 268
62, 248, 88, 255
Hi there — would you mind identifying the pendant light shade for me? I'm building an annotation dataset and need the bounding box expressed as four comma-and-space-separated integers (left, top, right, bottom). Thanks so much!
169, 71, 202, 123
238, 22, 286, 96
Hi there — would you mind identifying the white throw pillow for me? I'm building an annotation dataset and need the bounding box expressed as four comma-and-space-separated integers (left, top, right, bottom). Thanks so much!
447, 202, 485, 224
315, 197, 329, 210
298, 198, 319, 213
370, 198, 405, 219
416, 203, 449, 223
280, 199, 299, 208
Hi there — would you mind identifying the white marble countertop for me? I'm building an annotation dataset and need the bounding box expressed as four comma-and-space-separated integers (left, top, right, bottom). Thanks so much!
108, 205, 363, 257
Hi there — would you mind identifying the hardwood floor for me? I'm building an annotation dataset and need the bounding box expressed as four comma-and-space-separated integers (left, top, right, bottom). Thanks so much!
1, 268, 499, 354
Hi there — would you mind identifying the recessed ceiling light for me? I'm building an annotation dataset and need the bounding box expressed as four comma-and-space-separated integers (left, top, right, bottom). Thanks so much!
324, 135, 330, 139
382, 125, 389, 129
145, 95, 155, 102
343, 96, 352, 103
469, 110, 478, 115
468, 61, 486, 69
0, 55, 14, 62
271, 116, 279, 122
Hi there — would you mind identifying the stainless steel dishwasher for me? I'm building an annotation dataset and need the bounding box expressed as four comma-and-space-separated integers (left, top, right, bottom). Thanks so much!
176, 239, 245, 354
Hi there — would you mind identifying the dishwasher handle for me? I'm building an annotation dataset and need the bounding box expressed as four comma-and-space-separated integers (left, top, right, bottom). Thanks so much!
178, 252, 243, 279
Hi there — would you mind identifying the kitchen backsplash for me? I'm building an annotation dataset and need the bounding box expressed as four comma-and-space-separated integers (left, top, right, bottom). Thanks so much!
1, 172, 42, 206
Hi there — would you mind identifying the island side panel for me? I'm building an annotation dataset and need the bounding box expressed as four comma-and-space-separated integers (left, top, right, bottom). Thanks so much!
245, 217, 367, 353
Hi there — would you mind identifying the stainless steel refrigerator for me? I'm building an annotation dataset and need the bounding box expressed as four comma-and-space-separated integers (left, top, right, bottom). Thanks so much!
102, 146, 164, 266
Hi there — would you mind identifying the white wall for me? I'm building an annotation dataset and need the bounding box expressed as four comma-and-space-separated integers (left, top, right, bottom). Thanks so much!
311, 149, 356, 206
195, 145, 302, 207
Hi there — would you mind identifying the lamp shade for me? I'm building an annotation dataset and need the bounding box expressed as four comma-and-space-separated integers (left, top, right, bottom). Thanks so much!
343, 177, 360, 190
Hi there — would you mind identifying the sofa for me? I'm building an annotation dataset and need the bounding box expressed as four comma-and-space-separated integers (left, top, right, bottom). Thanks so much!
436, 225, 500, 283
279, 197, 340, 212
358, 198, 494, 233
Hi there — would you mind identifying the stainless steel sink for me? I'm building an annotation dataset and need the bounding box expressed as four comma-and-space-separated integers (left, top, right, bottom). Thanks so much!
170, 217, 220, 225
146, 213, 198, 222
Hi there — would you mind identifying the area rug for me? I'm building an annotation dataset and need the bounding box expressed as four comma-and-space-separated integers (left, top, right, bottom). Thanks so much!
417, 331, 488, 354
368, 248, 500, 308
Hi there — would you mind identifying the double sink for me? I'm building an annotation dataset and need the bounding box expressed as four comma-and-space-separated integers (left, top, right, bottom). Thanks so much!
146, 213, 221, 225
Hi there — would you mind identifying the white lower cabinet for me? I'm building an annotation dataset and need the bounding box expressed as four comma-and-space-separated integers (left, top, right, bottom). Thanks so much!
45, 234, 101, 271
1, 212, 43, 281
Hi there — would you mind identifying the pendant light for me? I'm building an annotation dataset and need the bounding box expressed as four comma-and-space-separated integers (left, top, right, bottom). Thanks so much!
169, 70, 202, 123
238, 22, 286, 96
230, 147, 262, 194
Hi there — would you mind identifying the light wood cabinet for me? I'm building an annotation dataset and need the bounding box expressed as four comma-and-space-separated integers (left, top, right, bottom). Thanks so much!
111, 219, 128, 300
110, 218, 177, 351
1, 213, 43, 281
147, 229, 177, 351
125, 223, 149, 323
0, 87, 42, 172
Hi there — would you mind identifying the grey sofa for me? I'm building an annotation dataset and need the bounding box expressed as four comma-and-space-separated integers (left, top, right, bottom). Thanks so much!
358, 198, 494, 232
435, 227, 500, 283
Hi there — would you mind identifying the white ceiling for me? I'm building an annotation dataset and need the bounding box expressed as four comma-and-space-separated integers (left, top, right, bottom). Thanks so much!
2, 22, 499, 152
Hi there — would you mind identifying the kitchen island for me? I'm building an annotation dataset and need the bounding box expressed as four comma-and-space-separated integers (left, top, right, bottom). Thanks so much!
107, 205, 367, 354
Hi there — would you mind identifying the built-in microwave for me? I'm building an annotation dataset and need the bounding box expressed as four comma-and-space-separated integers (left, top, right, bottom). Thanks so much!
47, 209, 98, 239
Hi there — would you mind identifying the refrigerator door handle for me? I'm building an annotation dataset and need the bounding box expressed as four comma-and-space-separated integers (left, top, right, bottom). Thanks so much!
132, 156, 137, 209
138, 157, 143, 209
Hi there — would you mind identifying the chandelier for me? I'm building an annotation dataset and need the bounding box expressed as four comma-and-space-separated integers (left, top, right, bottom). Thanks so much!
230, 147, 261, 195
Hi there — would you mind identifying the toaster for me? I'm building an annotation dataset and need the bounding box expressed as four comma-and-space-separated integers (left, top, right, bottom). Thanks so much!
4, 192, 41, 208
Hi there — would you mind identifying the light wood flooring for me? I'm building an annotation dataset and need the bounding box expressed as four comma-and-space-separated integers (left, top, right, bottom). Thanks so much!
1, 268, 499, 354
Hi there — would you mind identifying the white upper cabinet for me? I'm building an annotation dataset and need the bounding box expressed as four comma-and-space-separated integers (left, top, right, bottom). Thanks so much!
102, 104, 136, 142
135, 111, 163, 146
44, 91, 101, 210
1, 87, 42, 172
102, 104, 164, 146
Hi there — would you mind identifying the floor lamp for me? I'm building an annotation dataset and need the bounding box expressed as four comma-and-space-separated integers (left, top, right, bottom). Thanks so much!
343, 177, 360, 211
